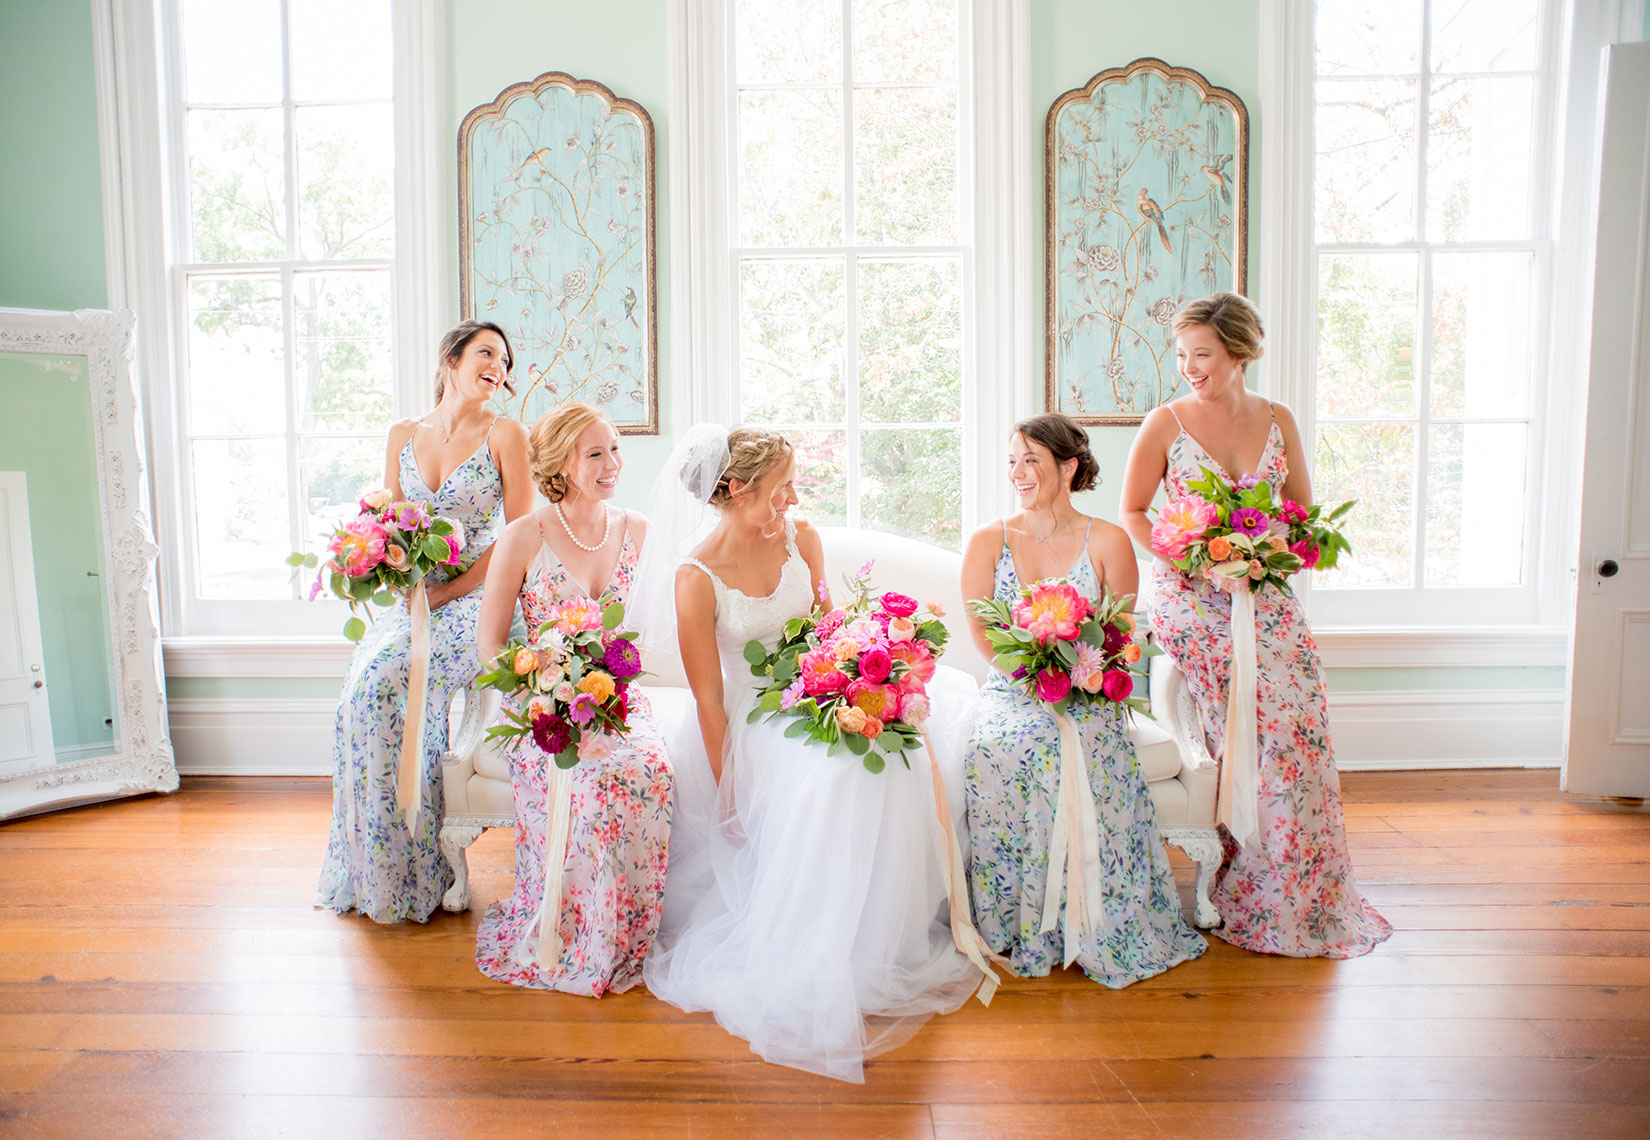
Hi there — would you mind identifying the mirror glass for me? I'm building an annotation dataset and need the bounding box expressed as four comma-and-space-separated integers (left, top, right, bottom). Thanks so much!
0, 349, 118, 771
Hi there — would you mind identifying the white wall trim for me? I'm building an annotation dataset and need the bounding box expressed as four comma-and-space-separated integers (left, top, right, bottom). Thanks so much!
392, 0, 450, 416
168, 698, 335, 776
967, 0, 1035, 526
1313, 626, 1569, 668
163, 637, 355, 678
1329, 688, 1564, 770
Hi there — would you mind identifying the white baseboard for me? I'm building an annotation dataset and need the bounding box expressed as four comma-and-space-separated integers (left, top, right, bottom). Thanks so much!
53, 740, 117, 763
1326, 689, 1564, 771
168, 698, 336, 776
168, 688, 1566, 777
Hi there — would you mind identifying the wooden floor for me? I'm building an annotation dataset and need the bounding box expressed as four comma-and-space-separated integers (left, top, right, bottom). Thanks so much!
1, 771, 1648, 1139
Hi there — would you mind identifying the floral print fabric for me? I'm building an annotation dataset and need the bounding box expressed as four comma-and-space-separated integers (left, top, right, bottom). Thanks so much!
316, 431, 506, 923
1148, 421, 1391, 958
965, 534, 1207, 984
475, 523, 674, 996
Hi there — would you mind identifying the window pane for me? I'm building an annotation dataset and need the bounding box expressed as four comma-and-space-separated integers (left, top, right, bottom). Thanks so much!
854, 86, 958, 245
290, 0, 393, 102
181, 0, 281, 104
1316, 0, 1421, 76
1314, 79, 1417, 243
297, 104, 396, 260
791, 429, 848, 527
735, 0, 842, 83
858, 259, 960, 423
186, 275, 285, 435
861, 428, 962, 550
300, 435, 384, 557
1316, 253, 1418, 418
295, 270, 394, 432
739, 90, 844, 247
1314, 423, 1415, 588
1431, 0, 1538, 73
188, 109, 287, 262
1425, 423, 1527, 587
1431, 251, 1534, 418
192, 438, 289, 599
1428, 76, 1534, 241
740, 259, 846, 423
853, 0, 956, 83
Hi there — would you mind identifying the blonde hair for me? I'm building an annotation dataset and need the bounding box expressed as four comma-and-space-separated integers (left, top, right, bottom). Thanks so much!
529, 402, 611, 502
434, 320, 516, 400
1172, 292, 1265, 364
708, 426, 793, 509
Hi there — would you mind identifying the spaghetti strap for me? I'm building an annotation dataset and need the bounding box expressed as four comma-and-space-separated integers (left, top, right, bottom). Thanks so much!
1267, 401, 1276, 421
485, 413, 499, 441
1166, 404, 1186, 431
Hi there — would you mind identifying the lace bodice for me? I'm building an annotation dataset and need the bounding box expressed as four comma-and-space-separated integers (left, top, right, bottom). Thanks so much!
683, 519, 813, 674
398, 422, 505, 585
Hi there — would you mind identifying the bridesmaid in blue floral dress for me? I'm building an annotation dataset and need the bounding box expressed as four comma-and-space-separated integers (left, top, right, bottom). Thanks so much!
316, 322, 533, 924
474, 402, 673, 996
961, 414, 1206, 984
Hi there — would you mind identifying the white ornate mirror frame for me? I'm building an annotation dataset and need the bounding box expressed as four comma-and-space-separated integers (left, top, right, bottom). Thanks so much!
0, 307, 175, 820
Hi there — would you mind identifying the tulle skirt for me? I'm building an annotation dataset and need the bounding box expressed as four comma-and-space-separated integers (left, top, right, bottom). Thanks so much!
643, 666, 982, 1083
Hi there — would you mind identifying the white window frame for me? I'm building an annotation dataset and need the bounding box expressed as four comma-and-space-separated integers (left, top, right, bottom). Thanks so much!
668, 0, 1034, 541
95, 0, 446, 646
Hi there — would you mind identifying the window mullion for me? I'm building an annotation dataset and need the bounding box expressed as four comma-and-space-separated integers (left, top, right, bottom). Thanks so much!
1412, 0, 1434, 591
280, 0, 304, 597
841, 0, 858, 529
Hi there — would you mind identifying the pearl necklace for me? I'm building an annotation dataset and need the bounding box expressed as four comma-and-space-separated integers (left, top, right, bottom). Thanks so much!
555, 503, 611, 552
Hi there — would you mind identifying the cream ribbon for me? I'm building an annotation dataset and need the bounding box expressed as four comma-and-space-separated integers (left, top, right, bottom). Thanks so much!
536, 752, 576, 969
921, 736, 1000, 1006
1217, 582, 1263, 852
396, 579, 431, 831
1039, 709, 1104, 966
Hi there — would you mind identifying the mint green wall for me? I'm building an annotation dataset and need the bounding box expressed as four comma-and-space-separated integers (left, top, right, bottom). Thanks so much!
448, 0, 677, 512
0, 0, 108, 310
0, 353, 117, 752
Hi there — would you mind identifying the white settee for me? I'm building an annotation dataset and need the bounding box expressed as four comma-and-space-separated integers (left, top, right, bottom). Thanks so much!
439, 526, 1222, 926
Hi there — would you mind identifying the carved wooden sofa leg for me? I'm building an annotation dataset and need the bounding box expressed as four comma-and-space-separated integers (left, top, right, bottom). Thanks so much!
440, 824, 483, 912
1162, 827, 1222, 929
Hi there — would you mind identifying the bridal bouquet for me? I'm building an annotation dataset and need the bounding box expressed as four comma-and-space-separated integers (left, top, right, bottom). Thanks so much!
968, 581, 1153, 714
744, 563, 949, 773
1149, 467, 1353, 593
474, 593, 645, 769
287, 488, 465, 641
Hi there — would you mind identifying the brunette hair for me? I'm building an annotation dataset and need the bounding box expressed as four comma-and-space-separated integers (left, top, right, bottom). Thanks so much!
1013, 412, 1100, 493
434, 320, 516, 400
1171, 292, 1265, 364
528, 401, 611, 503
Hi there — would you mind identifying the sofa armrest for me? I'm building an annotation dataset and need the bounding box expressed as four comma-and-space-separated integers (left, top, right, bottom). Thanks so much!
440, 686, 501, 815
1149, 644, 1217, 774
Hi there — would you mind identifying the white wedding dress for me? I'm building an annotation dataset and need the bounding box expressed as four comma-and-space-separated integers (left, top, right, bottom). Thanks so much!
643, 519, 982, 1083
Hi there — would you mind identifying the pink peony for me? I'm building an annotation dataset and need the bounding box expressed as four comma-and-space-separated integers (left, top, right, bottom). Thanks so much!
549, 595, 604, 633
847, 678, 901, 722
815, 608, 848, 641
798, 648, 849, 696
332, 517, 388, 577
858, 646, 893, 684
879, 591, 920, 618
1150, 497, 1220, 560
901, 692, 931, 726
1101, 669, 1133, 702
1013, 582, 1089, 645
1035, 668, 1072, 703
889, 640, 935, 682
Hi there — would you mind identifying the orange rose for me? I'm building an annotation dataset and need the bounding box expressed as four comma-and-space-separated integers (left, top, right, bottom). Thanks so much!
511, 647, 539, 675
1207, 535, 1233, 561
1122, 642, 1142, 663
860, 716, 884, 740
835, 705, 869, 735
578, 670, 616, 702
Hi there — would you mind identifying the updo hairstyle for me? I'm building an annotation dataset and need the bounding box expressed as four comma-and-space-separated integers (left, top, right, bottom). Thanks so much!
689, 425, 793, 508
1171, 292, 1265, 365
434, 319, 516, 400
1014, 412, 1100, 493
528, 402, 610, 503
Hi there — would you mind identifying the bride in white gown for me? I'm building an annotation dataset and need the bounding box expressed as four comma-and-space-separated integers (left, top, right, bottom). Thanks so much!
633, 424, 989, 1083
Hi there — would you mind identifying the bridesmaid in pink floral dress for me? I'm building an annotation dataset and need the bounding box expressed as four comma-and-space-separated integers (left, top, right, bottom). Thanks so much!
475, 402, 673, 995
1120, 293, 1390, 959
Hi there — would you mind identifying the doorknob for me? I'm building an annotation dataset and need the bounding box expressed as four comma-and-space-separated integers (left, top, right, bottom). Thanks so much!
33, 680, 43, 689
1597, 559, 1620, 578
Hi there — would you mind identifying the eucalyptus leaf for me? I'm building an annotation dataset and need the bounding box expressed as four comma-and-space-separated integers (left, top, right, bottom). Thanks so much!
862, 753, 885, 774
602, 600, 624, 630
743, 640, 769, 666
555, 749, 580, 770
343, 616, 367, 643
372, 590, 396, 607
844, 732, 870, 756
285, 552, 309, 567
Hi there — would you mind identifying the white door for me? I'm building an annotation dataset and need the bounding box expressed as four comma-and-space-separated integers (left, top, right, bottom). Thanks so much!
1565, 42, 1650, 797
0, 472, 55, 767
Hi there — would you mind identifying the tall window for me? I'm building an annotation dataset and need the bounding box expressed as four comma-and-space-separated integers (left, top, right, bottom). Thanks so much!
1312, 0, 1547, 612
731, 0, 968, 548
169, 0, 397, 604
